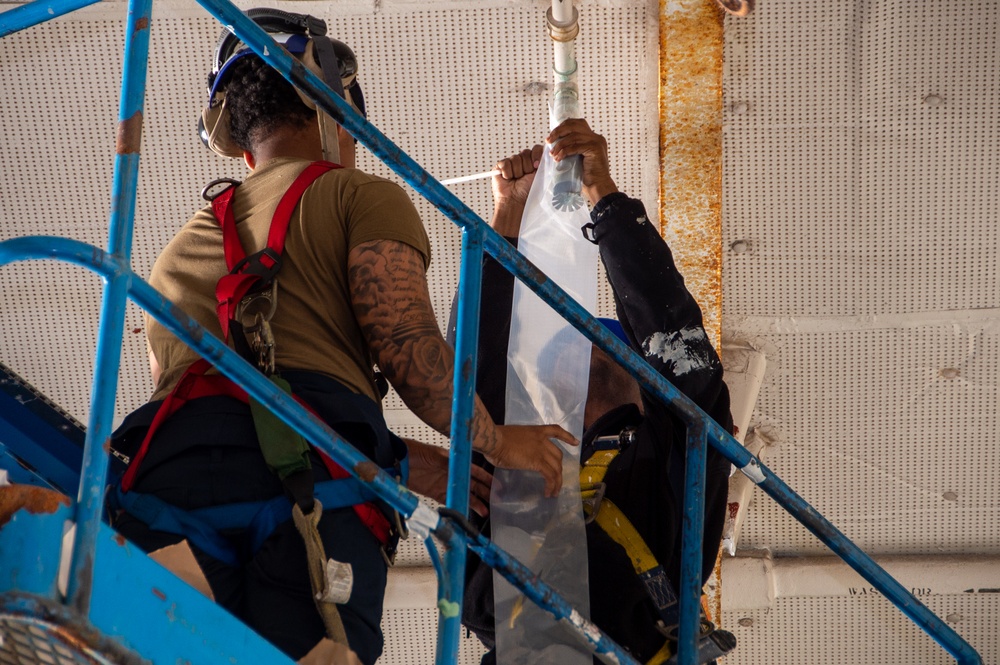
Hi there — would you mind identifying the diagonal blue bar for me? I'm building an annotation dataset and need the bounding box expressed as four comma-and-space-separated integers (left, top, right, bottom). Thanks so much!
0, 236, 425, 524
0, 0, 101, 38
166, 13, 986, 657
0, 233, 642, 665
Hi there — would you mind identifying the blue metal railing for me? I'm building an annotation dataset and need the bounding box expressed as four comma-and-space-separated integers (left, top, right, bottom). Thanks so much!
0, 1, 984, 664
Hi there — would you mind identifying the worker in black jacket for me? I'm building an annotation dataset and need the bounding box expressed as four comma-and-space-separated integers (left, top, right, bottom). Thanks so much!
450, 118, 735, 664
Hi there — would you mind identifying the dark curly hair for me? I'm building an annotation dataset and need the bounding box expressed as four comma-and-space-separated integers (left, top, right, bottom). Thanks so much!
225, 54, 316, 152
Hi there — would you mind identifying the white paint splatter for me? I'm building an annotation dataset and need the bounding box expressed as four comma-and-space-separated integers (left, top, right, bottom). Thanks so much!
636, 215, 648, 225
643, 326, 712, 375
663, 1, 687, 16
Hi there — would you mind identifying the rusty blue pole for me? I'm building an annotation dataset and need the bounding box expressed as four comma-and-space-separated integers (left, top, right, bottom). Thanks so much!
0, 0, 101, 38
435, 225, 486, 665
155, 6, 985, 662
66, 0, 151, 616
447, 225, 484, 528
0, 225, 983, 663
678, 422, 707, 665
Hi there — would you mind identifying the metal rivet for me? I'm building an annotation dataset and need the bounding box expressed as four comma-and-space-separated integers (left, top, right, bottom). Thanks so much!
943, 491, 959, 502
738, 617, 754, 627
947, 613, 963, 624
731, 101, 749, 115
731, 240, 750, 254
923, 94, 944, 107
940, 368, 960, 379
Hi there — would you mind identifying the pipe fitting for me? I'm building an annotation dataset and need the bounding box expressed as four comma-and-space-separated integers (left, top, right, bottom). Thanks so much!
546, 6, 579, 42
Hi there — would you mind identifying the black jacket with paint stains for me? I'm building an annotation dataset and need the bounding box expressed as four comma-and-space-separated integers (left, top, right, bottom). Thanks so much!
448, 193, 733, 663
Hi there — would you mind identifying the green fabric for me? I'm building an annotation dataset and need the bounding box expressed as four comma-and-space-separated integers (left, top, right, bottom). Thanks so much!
249, 374, 312, 480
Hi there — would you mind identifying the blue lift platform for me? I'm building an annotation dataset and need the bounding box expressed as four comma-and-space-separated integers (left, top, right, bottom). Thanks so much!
0, 0, 985, 663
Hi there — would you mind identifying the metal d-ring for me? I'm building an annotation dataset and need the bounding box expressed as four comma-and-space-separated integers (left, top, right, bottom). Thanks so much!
201, 177, 243, 201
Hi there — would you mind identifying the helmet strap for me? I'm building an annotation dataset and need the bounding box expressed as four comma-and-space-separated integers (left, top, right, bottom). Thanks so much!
297, 37, 354, 164
317, 112, 341, 165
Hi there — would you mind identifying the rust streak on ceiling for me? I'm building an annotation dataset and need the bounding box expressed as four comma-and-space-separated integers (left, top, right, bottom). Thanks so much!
659, 0, 724, 351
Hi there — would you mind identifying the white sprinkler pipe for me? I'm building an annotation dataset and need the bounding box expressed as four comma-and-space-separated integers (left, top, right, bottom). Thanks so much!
547, 0, 585, 212
550, 0, 578, 94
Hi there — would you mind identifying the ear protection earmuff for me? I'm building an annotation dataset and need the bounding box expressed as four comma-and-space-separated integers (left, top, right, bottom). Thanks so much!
197, 7, 365, 162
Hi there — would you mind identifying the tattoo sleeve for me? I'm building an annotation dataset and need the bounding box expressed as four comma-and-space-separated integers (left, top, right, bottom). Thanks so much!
348, 239, 500, 455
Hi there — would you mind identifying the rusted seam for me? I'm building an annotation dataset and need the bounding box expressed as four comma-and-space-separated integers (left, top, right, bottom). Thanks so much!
116, 111, 143, 155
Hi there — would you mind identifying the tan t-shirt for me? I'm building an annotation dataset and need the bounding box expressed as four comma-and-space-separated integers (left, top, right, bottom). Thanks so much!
146, 157, 430, 404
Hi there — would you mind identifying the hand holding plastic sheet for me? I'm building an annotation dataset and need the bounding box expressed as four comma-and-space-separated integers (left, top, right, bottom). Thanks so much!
492, 143, 598, 665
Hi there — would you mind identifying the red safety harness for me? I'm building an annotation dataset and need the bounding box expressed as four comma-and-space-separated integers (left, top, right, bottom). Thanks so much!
121, 161, 392, 546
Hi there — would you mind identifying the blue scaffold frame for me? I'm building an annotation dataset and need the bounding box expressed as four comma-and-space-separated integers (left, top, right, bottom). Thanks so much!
0, 0, 984, 664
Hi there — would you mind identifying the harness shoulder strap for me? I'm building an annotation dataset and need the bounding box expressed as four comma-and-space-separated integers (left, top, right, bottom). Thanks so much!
582, 449, 737, 665
213, 161, 340, 340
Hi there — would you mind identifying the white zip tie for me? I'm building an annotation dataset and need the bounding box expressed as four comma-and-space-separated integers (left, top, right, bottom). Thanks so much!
740, 457, 766, 484
406, 503, 440, 541
439, 169, 501, 186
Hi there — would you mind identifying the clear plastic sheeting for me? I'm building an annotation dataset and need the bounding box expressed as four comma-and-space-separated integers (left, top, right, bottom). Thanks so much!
492, 145, 597, 665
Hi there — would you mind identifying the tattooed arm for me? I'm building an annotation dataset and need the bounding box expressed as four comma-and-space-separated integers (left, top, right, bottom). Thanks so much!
348, 238, 576, 496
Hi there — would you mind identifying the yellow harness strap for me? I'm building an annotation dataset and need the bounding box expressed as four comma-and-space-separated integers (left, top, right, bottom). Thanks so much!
580, 449, 674, 664
580, 447, 729, 665
646, 640, 674, 665
580, 449, 660, 576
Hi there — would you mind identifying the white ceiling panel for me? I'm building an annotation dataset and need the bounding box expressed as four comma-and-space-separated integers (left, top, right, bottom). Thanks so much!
722, 595, 998, 665
722, 0, 999, 556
